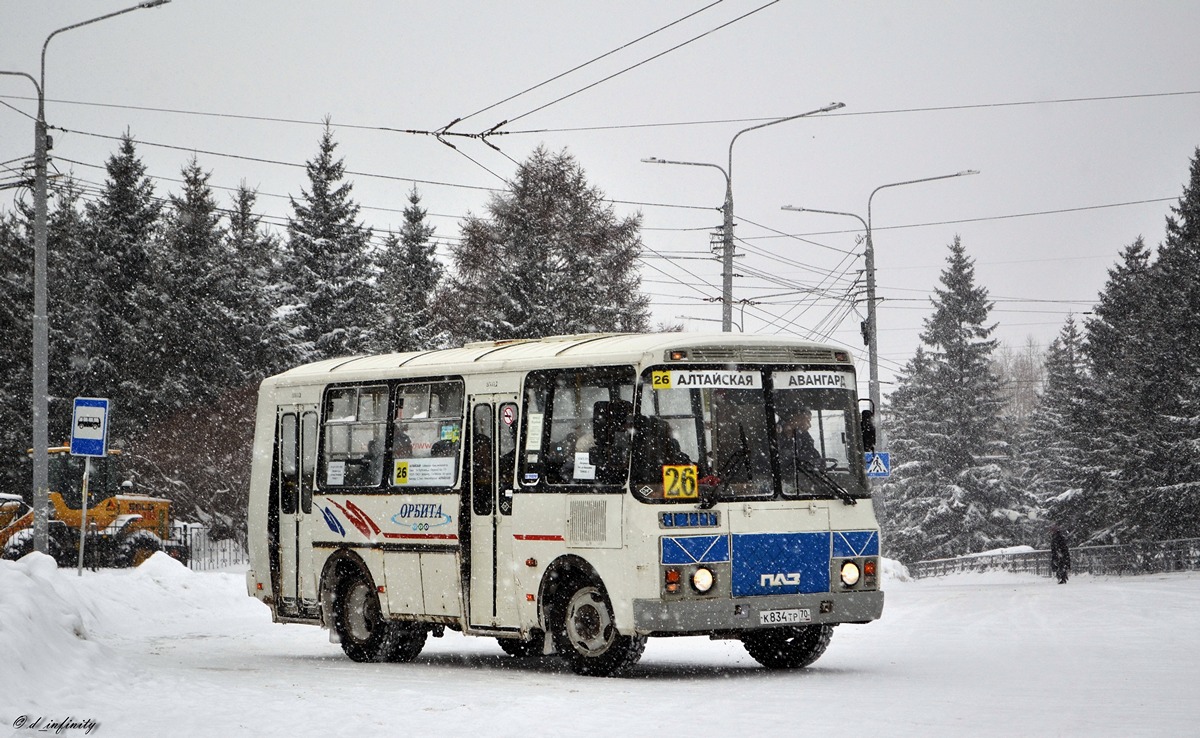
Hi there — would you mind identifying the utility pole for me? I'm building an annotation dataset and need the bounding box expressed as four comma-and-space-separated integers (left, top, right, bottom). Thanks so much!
644, 101, 844, 331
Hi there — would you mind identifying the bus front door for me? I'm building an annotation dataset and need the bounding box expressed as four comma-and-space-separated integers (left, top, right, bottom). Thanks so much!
467, 396, 520, 630
274, 407, 318, 619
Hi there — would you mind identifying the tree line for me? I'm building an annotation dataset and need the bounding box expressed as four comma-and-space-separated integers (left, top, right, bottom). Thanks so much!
880, 148, 1200, 563
0, 126, 648, 537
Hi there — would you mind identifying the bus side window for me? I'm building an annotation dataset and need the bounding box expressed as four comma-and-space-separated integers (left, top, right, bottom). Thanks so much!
519, 367, 636, 488
279, 413, 299, 514
321, 386, 388, 488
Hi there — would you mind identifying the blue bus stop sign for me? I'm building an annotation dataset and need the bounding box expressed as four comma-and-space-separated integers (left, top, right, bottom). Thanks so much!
70, 397, 110, 458
865, 452, 891, 478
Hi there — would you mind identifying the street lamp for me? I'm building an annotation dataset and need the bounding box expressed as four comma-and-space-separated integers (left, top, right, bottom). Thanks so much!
644, 101, 845, 332
782, 169, 978, 447
0, 0, 170, 554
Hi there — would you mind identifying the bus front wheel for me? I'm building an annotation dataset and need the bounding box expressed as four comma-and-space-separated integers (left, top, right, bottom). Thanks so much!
742, 624, 833, 669
550, 575, 645, 676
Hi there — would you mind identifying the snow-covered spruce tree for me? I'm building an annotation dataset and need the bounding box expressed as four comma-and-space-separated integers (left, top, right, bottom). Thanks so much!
0, 212, 30, 494
225, 184, 293, 377
876, 346, 943, 560
1099, 150, 1200, 540
1083, 238, 1160, 542
1025, 316, 1109, 544
146, 157, 233, 414
76, 134, 163, 442
44, 180, 92, 439
282, 123, 379, 361
1133, 148, 1200, 540
376, 187, 445, 352
879, 237, 1036, 563
438, 146, 650, 343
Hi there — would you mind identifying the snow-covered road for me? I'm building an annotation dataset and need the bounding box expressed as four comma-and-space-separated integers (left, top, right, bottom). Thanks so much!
3, 554, 1197, 737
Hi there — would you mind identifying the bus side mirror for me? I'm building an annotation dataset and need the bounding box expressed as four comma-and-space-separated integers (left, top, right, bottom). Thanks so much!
860, 409, 876, 453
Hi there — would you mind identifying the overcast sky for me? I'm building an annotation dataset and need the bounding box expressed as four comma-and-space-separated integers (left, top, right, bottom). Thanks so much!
3, 1, 1198, 396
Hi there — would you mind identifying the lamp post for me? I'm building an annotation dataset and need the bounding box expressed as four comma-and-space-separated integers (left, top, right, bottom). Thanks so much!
643, 102, 844, 332
1, 0, 170, 554
782, 169, 978, 446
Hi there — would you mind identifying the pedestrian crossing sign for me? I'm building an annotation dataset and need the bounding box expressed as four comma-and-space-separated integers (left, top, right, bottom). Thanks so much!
865, 452, 891, 478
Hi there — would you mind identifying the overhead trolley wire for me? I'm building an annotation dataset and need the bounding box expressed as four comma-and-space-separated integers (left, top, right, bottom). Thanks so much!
492, 1, 781, 129
454, 0, 727, 128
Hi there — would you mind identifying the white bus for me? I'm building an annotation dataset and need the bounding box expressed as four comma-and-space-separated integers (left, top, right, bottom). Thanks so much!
246, 333, 884, 676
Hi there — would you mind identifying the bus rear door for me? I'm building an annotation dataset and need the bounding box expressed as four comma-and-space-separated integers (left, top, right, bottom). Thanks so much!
274, 406, 318, 619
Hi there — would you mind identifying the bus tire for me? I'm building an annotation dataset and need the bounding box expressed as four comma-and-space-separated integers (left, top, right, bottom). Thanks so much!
496, 635, 543, 658
742, 624, 833, 669
550, 574, 645, 677
334, 570, 403, 663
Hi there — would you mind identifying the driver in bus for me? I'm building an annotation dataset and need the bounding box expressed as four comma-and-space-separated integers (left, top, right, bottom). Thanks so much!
777, 407, 821, 472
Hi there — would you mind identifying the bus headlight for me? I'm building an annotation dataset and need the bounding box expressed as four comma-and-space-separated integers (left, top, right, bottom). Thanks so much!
840, 560, 861, 587
691, 567, 715, 593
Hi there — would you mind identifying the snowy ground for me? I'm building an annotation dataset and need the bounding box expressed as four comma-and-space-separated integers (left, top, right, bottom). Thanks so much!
2, 553, 1198, 738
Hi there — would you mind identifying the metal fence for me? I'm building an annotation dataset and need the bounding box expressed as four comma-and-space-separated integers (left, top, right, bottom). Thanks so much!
909, 538, 1200, 579
172, 525, 249, 571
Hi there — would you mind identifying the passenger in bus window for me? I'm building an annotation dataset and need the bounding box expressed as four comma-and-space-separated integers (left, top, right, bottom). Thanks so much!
632, 416, 691, 483
393, 426, 413, 458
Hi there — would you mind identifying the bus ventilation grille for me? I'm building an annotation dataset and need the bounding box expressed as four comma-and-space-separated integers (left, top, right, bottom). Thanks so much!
570, 499, 607, 544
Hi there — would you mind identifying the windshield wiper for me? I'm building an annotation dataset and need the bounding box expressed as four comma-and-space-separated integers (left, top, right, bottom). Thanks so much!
795, 460, 857, 506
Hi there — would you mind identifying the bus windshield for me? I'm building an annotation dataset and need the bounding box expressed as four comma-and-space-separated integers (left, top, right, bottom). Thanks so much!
633, 367, 867, 503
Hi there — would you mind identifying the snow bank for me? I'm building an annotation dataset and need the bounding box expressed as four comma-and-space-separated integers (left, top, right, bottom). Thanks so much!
0, 553, 120, 714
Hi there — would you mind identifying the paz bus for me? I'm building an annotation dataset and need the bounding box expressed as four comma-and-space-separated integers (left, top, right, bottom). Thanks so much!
245, 333, 884, 676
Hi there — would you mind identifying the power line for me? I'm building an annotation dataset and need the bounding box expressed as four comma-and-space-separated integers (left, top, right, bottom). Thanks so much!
455, 1, 727, 127
497, 1, 781, 128
493, 89, 1200, 134
4, 88, 1195, 141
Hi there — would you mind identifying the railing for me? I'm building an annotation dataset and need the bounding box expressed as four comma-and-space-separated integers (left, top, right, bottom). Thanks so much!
172, 525, 249, 572
909, 538, 1200, 579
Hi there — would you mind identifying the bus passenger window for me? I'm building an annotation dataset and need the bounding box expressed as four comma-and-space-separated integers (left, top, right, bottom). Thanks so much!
389, 380, 465, 489
321, 386, 388, 488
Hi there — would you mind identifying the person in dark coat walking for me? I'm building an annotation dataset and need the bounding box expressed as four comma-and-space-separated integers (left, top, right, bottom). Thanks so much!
1049, 525, 1071, 583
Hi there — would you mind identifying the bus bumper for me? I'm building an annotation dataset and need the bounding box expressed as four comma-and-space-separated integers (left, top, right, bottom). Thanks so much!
632, 590, 884, 634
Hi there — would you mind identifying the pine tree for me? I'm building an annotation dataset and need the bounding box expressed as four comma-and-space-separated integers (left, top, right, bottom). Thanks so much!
226, 184, 292, 376
76, 134, 163, 441
438, 145, 650, 343
1138, 148, 1200, 539
282, 123, 378, 361
147, 157, 232, 414
376, 187, 445, 352
879, 237, 1036, 562
1083, 238, 1159, 541
1024, 316, 1108, 542
0, 212, 30, 494
44, 179, 91, 440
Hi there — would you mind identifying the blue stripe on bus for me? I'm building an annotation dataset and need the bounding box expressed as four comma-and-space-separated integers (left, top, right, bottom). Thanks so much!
833, 530, 879, 557
661, 535, 731, 565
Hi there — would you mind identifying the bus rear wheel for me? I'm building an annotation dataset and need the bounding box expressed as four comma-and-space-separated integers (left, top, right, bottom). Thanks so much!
550, 575, 645, 677
334, 570, 426, 663
742, 624, 833, 669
